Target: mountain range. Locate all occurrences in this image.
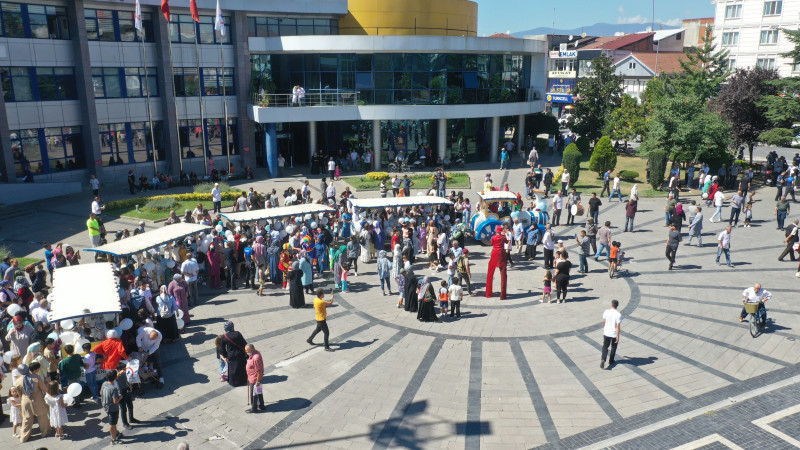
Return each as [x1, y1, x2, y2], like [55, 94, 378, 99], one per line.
[511, 22, 666, 38]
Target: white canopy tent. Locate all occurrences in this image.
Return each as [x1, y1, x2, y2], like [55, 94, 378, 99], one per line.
[48, 263, 120, 322]
[220, 204, 335, 223]
[85, 223, 210, 257]
[347, 196, 453, 210]
[477, 191, 519, 202]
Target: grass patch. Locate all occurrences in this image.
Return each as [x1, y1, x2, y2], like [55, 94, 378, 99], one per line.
[107, 200, 233, 221]
[0, 245, 41, 268]
[18, 257, 41, 267]
[573, 154, 670, 198]
[342, 172, 471, 191]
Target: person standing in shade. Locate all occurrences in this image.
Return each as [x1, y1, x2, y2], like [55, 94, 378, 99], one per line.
[775, 195, 791, 230]
[600, 299, 621, 369]
[219, 321, 248, 387]
[245, 344, 265, 413]
[543, 168, 553, 198]
[499, 147, 509, 170]
[716, 226, 733, 267]
[665, 223, 682, 270]
[100, 371, 122, 445]
[328, 158, 336, 182]
[588, 193, 602, 225]
[90, 174, 101, 197]
[307, 288, 335, 352]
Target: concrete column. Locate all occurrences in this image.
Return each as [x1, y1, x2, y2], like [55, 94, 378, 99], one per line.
[66, 0, 103, 181]
[265, 123, 278, 178]
[372, 119, 381, 171]
[0, 81, 15, 182]
[308, 121, 317, 167]
[437, 118, 447, 161]
[152, 5, 180, 174]
[517, 114, 525, 154]
[490, 116, 500, 163]
[233, 11, 255, 169]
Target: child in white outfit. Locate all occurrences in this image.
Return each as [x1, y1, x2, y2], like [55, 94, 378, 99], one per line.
[8, 387, 21, 437]
[45, 381, 69, 439]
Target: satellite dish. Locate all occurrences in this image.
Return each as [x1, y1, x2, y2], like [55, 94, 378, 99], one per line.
[581, 32, 587, 38]
[568, 35, 573, 40]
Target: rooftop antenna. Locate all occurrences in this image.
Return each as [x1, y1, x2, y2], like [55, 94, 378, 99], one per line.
[652, 0, 655, 33]
[552, 8, 555, 35]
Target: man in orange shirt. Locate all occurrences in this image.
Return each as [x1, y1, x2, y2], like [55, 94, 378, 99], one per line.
[93, 329, 128, 370]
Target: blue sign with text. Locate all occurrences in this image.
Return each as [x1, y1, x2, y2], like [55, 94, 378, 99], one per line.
[546, 93, 573, 103]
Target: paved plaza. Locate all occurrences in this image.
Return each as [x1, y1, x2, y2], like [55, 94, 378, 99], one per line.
[3, 160, 800, 449]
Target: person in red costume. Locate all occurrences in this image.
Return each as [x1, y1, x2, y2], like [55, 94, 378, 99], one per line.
[486, 225, 508, 299]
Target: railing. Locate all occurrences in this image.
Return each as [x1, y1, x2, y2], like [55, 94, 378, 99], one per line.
[250, 90, 360, 107]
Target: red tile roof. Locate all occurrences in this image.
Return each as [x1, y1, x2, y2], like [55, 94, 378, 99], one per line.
[581, 32, 655, 50]
[630, 52, 687, 74]
[488, 33, 518, 39]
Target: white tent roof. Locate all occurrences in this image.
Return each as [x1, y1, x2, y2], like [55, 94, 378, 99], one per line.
[85, 223, 210, 257]
[347, 196, 453, 209]
[48, 263, 120, 322]
[478, 191, 519, 201]
[220, 204, 335, 223]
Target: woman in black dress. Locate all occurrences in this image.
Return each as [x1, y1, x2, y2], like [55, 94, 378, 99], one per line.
[219, 321, 248, 387]
[416, 276, 440, 322]
[553, 252, 573, 304]
[288, 261, 306, 308]
[403, 268, 419, 312]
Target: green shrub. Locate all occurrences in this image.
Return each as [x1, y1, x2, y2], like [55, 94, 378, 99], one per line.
[0, 245, 13, 261]
[588, 136, 617, 176]
[648, 150, 668, 190]
[365, 172, 389, 181]
[193, 181, 231, 194]
[576, 136, 591, 154]
[535, 137, 549, 151]
[144, 196, 179, 211]
[734, 159, 750, 171]
[562, 145, 582, 188]
[619, 170, 639, 181]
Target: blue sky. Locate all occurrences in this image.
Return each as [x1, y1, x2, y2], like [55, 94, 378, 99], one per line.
[475, 0, 716, 35]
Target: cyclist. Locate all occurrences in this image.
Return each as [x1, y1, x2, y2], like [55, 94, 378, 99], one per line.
[608, 241, 621, 275]
[739, 283, 771, 326]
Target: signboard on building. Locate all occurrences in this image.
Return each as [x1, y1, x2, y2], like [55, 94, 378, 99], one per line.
[546, 93, 573, 103]
[548, 70, 576, 78]
[549, 50, 577, 58]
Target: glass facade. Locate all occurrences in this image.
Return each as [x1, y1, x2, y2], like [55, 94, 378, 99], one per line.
[169, 14, 231, 44]
[247, 17, 338, 37]
[99, 121, 164, 165]
[92, 67, 159, 99]
[1, 66, 77, 102]
[178, 118, 238, 159]
[174, 68, 234, 97]
[0, 2, 69, 39]
[11, 126, 85, 176]
[85, 8, 153, 42]
[252, 53, 530, 105]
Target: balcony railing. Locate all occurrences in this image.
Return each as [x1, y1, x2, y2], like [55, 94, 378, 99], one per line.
[250, 90, 360, 107]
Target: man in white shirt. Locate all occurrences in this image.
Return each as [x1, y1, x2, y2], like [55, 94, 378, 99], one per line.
[448, 278, 463, 317]
[542, 224, 555, 269]
[739, 283, 771, 324]
[136, 326, 164, 383]
[709, 188, 725, 222]
[327, 158, 336, 180]
[31, 299, 50, 324]
[181, 255, 199, 307]
[91, 196, 105, 216]
[211, 183, 222, 213]
[278, 154, 286, 177]
[325, 184, 336, 205]
[90, 175, 101, 196]
[601, 299, 622, 369]
[561, 169, 570, 195]
[552, 192, 563, 226]
[716, 226, 733, 267]
[512, 218, 525, 254]
[609, 173, 622, 202]
[391, 175, 401, 197]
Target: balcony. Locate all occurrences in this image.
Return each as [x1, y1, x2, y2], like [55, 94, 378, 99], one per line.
[249, 90, 360, 108]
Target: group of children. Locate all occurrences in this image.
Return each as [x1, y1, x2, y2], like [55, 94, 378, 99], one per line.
[6, 381, 70, 440]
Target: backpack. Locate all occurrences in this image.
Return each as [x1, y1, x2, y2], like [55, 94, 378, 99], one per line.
[456, 255, 467, 273]
[358, 234, 366, 246]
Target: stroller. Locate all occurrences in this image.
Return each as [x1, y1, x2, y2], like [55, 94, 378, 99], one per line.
[126, 352, 164, 395]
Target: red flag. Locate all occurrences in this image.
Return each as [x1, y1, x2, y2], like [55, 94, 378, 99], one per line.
[190, 0, 199, 22]
[161, 0, 170, 21]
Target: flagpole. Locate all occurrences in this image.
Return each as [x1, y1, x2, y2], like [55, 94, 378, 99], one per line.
[194, 30, 208, 177]
[164, 16, 183, 172]
[139, 27, 159, 178]
[219, 32, 230, 172]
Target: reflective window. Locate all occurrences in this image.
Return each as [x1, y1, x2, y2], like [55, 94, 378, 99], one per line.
[171, 13, 230, 43]
[0, 2, 68, 39]
[12, 126, 84, 176]
[175, 67, 234, 96]
[248, 16, 337, 37]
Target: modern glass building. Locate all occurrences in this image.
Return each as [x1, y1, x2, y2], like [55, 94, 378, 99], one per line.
[0, 0, 545, 188]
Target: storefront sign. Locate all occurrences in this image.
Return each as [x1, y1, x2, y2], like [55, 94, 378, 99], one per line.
[549, 50, 577, 58]
[546, 93, 573, 103]
[548, 70, 576, 78]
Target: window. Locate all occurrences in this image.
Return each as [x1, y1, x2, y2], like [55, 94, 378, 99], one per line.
[760, 29, 779, 45]
[99, 121, 163, 165]
[35, 67, 76, 100]
[757, 57, 776, 70]
[721, 32, 739, 46]
[178, 119, 204, 158]
[176, 67, 232, 96]
[44, 126, 84, 172]
[10, 128, 40, 176]
[174, 67, 200, 96]
[628, 62, 636, 69]
[86, 9, 153, 42]
[247, 16, 337, 37]
[201, 68, 234, 96]
[124, 67, 158, 98]
[206, 118, 237, 157]
[92, 67, 123, 98]
[727, 58, 737, 70]
[793, 62, 800, 73]
[763, 1, 782, 15]
[725, 4, 742, 19]
[98, 122, 128, 164]
[1, 3, 24, 37]
[0, 67, 33, 101]
[170, 13, 231, 43]
[27, 5, 68, 39]
[130, 121, 163, 162]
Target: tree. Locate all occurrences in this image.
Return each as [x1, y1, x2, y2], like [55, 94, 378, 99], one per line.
[756, 28, 800, 149]
[575, 136, 591, 154]
[758, 128, 795, 147]
[605, 94, 646, 147]
[562, 144, 582, 187]
[647, 150, 668, 190]
[571, 54, 623, 143]
[524, 113, 559, 138]
[673, 25, 730, 101]
[638, 94, 732, 166]
[714, 68, 779, 164]
[589, 136, 617, 176]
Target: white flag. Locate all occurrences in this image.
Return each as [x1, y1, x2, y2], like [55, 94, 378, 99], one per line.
[134, 0, 142, 32]
[214, 0, 225, 36]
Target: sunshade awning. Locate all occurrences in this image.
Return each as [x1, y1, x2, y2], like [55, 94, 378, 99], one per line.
[477, 191, 519, 201]
[347, 196, 453, 209]
[48, 263, 121, 322]
[220, 204, 335, 223]
[85, 223, 210, 257]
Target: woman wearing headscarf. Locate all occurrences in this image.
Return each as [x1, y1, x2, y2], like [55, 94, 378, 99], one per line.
[416, 276, 440, 322]
[374, 222, 386, 254]
[332, 245, 347, 290]
[30, 320, 50, 346]
[168, 274, 190, 326]
[288, 260, 306, 308]
[267, 238, 282, 285]
[359, 226, 371, 263]
[391, 244, 402, 281]
[403, 268, 419, 312]
[23, 342, 49, 380]
[671, 203, 686, 232]
[155, 285, 180, 342]
[219, 321, 248, 387]
[376, 250, 393, 296]
[299, 252, 313, 294]
[314, 234, 327, 276]
[206, 244, 222, 289]
[279, 244, 292, 289]
[14, 363, 51, 442]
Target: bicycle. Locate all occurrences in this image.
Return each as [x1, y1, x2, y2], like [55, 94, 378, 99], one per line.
[609, 251, 624, 278]
[387, 161, 410, 173]
[743, 302, 766, 338]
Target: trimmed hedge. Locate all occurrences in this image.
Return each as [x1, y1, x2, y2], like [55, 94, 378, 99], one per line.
[576, 136, 591, 155]
[144, 196, 179, 211]
[619, 170, 639, 181]
[588, 136, 617, 176]
[562, 145, 582, 188]
[365, 172, 390, 181]
[106, 191, 241, 210]
[648, 150, 668, 190]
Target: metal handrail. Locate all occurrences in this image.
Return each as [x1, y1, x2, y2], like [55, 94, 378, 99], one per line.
[250, 91, 360, 107]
